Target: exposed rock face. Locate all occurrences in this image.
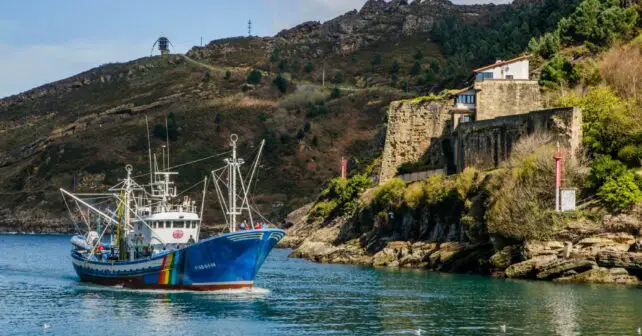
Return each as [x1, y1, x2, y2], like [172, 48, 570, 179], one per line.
[505, 255, 558, 278]
[555, 267, 640, 285]
[596, 251, 642, 271]
[379, 98, 452, 182]
[187, 0, 506, 62]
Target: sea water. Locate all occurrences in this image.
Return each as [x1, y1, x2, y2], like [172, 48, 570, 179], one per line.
[0, 234, 641, 335]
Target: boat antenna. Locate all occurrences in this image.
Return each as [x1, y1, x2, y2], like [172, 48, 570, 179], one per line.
[145, 116, 153, 186]
[165, 117, 170, 170]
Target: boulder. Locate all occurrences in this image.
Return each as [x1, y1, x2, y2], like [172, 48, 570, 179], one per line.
[489, 245, 521, 270]
[555, 267, 639, 285]
[505, 255, 557, 279]
[373, 241, 410, 267]
[428, 242, 467, 268]
[536, 259, 596, 280]
[596, 251, 642, 271]
[595, 232, 635, 244]
[289, 240, 337, 261]
[524, 240, 564, 259]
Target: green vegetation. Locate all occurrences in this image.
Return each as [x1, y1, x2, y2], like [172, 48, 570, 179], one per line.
[223, 70, 231, 80]
[330, 87, 341, 99]
[304, 62, 314, 73]
[246, 69, 262, 84]
[152, 112, 179, 141]
[272, 74, 289, 93]
[310, 175, 372, 221]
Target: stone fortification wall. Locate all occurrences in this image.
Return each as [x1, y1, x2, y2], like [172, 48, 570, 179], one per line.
[379, 98, 451, 182]
[474, 80, 542, 120]
[454, 107, 582, 171]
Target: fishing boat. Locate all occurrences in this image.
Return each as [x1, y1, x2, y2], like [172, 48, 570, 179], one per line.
[62, 130, 285, 291]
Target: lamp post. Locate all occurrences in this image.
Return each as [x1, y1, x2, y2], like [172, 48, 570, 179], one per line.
[554, 145, 563, 212]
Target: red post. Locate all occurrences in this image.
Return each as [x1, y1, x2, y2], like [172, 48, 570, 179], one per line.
[341, 157, 347, 179]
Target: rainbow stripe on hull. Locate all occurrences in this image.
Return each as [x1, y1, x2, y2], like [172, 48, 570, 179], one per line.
[72, 229, 285, 290]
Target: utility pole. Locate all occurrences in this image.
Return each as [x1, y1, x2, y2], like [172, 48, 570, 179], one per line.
[200, 36, 203, 47]
[554, 143, 563, 212]
[248, 19, 252, 37]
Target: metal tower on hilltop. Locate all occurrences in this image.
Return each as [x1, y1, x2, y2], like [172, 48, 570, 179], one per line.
[248, 19, 252, 37]
[150, 36, 175, 56]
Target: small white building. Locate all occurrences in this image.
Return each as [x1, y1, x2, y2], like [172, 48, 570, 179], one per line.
[473, 55, 530, 81]
[450, 55, 534, 127]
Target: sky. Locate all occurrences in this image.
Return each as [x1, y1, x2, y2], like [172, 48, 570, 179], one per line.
[0, 0, 512, 98]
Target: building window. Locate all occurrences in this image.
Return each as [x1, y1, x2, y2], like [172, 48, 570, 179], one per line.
[476, 72, 493, 81]
[458, 95, 475, 105]
[506, 75, 514, 80]
[462, 115, 472, 123]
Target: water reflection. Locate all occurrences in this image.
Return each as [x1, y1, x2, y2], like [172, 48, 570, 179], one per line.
[3, 235, 642, 336]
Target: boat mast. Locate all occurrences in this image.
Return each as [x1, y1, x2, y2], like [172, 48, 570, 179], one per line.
[226, 134, 242, 232]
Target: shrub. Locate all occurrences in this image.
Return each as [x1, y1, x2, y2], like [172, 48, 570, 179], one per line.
[601, 42, 642, 101]
[310, 200, 338, 219]
[272, 74, 289, 93]
[270, 48, 280, 63]
[371, 54, 382, 67]
[280, 85, 326, 109]
[223, 70, 231, 80]
[423, 175, 450, 205]
[291, 58, 301, 73]
[585, 155, 628, 191]
[203, 71, 212, 82]
[617, 144, 642, 165]
[306, 102, 329, 118]
[152, 112, 179, 141]
[390, 60, 400, 75]
[486, 135, 585, 241]
[295, 129, 305, 140]
[313, 175, 372, 220]
[409, 61, 421, 76]
[330, 87, 341, 99]
[597, 171, 642, 211]
[374, 178, 405, 209]
[304, 62, 313, 73]
[278, 59, 289, 72]
[247, 69, 262, 84]
[303, 121, 311, 132]
[454, 167, 479, 201]
[403, 181, 425, 208]
[554, 86, 639, 158]
[414, 49, 423, 60]
[332, 71, 344, 84]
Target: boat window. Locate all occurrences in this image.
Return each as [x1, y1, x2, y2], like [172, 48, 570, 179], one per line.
[182, 221, 187, 229]
[169, 221, 174, 228]
[163, 221, 168, 229]
[192, 221, 197, 228]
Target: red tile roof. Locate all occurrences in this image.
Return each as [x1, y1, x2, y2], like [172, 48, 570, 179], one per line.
[473, 55, 530, 73]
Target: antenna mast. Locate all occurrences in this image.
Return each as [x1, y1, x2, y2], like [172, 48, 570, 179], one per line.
[248, 19, 252, 37]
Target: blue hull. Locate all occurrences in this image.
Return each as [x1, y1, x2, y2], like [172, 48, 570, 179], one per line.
[72, 229, 285, 290]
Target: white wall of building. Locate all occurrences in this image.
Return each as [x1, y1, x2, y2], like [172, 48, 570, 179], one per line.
[476, 59, 529, 80]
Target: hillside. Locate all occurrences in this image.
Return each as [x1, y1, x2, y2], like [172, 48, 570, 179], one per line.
[0, 0, 577, 233]
[283, 0, 642, 286]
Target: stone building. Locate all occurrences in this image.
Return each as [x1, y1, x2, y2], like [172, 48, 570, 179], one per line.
[379, 55, 582, 182]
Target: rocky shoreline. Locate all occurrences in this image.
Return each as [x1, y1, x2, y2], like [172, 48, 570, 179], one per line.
[281, 204, 642, 287]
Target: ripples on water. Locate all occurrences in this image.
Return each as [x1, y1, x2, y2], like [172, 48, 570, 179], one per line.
[1, 234, 641, 335]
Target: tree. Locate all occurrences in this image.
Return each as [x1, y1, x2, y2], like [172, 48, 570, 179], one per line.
[390, 60, 400, 75]
[270, 48, 280, 63]
[330, 86, 341, 99]
[278, 59, 289, 72]
[304, 62, 314, 73]
[371, 54, 382, 67]
[152, 112, 179, 141]
[291, 58, 301, 73]
[332, 71, 344, 84]
[246, 69, 262, 84]
[303, 121, 311, 132]
[224, 70, 231, 80]
[414, 49, 423, 60]
[272, 74, 289, 93]
[409, 61, 421, 76]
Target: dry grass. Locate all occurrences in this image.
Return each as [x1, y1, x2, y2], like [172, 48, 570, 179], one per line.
[600, 41, 642, 102]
